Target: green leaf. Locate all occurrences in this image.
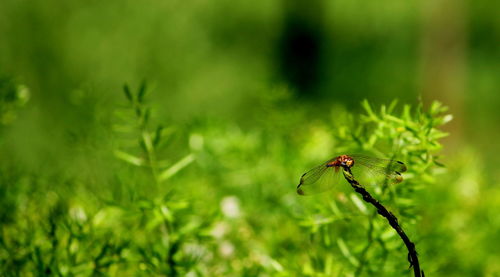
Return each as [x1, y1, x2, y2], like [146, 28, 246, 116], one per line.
[153, 125, 164, 147]
[114, 150, 145, 166]
[434, 159, 446, 167]
[160, 205, 174, 222]
[395, 198, 415, 208]
[142, 131, 154, 153]
[329, 200, 343, 216]
[402, 104, 411, 121]
[430, 130, 449, 140]
[361, 99, 378, 121]
[337, 238, 359, 267]
[323, 226, 331, 246]
[123, 84, 133, 102]
[385, 114, 404, 124]
[350, 194, 368, 214]
[137, 80, 147, 103]
[143, 108, 150, 125]
[380, 227, 397, 241]
[388, 99, 398, 113]
[158, 154, 195, 181]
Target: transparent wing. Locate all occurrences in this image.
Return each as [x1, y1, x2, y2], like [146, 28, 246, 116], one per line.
[297, 159, 342, 195]
[350, 154, 407, 184]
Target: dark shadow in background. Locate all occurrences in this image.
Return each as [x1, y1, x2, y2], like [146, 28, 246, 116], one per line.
[275, 0, 420, 108]
[276, 0, 325, 98]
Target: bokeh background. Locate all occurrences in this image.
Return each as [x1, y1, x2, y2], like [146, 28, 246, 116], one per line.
[1, 0, 499, 276]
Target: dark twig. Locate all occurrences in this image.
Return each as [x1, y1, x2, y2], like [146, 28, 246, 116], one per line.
[342, 168, 423, 277]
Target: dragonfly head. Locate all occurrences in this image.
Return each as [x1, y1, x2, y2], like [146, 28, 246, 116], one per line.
[326, 155, 355, 169]
[336, 155, 355, 169]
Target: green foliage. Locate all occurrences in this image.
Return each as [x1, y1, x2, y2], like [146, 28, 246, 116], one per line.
[296, 100, 451, 276]
[0, 86, 210, 276]
[2, 80, 499, 276]
[0, 0, 498, 275]
[113, 83, 195, 184]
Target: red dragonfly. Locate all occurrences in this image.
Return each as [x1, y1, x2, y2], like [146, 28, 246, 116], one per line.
[297, 154, 407, 195]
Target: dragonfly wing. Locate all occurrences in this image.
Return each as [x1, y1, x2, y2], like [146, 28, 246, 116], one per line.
[297, 161, 341, 195]
[350, 154, 407, 184]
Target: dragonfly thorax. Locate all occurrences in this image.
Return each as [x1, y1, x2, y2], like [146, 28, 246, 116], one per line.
[327, 155, 355, 169]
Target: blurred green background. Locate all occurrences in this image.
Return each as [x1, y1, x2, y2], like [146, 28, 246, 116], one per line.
[1, 0, 499, 276]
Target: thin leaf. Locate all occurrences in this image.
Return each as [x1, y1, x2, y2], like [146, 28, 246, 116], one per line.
[388, 99, 399, 113]
[137, 80, 147, 103]
[114, 150, 145, 166]
[385, 114, 404, 124]
[123, 84, 133, 102]
[350, 194, 368, 214]
[142, 131, 154, 153]
[143, 108, 150, 125]
[153, 125, 164, 147]
[158, 154, 195, 181]
[434, 160, 445, 167]
[337, 238, 359, 267]
[361, 99, 378, 121]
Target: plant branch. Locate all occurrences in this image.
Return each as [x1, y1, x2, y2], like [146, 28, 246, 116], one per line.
[355, 169, 395, 276]
[342, 168, 423, 277]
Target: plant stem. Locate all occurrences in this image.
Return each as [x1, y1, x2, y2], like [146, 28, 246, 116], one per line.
[355, 170, 394, 276]
[342, 168, 423, 277]
[354, 211, 375, 276]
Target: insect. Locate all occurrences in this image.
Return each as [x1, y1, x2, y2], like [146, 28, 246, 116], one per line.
[297, 154, 407, 195]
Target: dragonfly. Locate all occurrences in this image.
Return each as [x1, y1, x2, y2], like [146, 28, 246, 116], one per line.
[297, 154, 407, 195]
